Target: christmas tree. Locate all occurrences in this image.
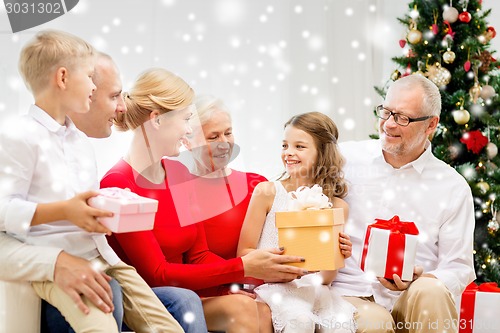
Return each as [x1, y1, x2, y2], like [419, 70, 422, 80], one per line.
[376, 0, 500, 283]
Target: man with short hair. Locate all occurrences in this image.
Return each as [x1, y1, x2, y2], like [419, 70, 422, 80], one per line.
[0, 51, 206, 333]
[333, 74, 476, 333]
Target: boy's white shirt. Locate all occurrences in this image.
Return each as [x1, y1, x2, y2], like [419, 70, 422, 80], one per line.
[0, 105, 119, 266]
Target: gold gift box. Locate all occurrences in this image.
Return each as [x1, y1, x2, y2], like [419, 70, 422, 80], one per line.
[276, 208, 345, 271]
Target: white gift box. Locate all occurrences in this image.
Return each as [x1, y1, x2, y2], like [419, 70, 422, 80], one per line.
[360, 216, 419, 281]
[0, 280, 41, 333]
[89, 187, 158, 233]
[455, 283, 500, 333]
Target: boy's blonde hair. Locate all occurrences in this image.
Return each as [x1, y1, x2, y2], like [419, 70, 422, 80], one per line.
[115, 68, 194, 131]
[18, 30, 95, 94]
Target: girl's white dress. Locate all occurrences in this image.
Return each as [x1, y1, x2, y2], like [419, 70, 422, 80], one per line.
[254, 181, 357, 333]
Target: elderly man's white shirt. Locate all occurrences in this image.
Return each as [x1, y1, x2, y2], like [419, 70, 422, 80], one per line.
[0, 105, 119, 266]
[333, 139, 476, 310]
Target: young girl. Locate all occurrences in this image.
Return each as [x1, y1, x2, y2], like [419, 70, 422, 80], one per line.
[238, 112, 356, 333]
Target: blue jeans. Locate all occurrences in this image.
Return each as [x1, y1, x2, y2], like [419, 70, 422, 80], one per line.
[152, 286, 207, 333]
[41, 282, 207, 333]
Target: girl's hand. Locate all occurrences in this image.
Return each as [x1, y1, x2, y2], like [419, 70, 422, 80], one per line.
[228, 284, 257, 299]
[339, 232, 352, 258]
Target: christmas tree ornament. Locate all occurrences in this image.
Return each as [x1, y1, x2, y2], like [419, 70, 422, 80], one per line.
[390, 70, 401, 81]
[403, 63, 412, 76]
[488, 219, 499, 233]
[476, 181, 490, 194]
[407, 29, 423, 44]
[486, 26, 496, 40]
[464, 60, 471, 72]
[480, 85, 496, 100]
[432, 10, 439, 35]
[443, 49, 456, 64]
[443, 21, 455, 40]
[407, 19, 422, 44]
[475, 50, 492, 72]
[460, 130, 489, 154]
[458, 11, 472, 23]
[452, 107, 470, 125]
[425, 62, 451, 86]
[442, 6, 459, 23]
[399, 39, 406, 48]
[469, 82, 482, 104]
[486, 142, 498, 159]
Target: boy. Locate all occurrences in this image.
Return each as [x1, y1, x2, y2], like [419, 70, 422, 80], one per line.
[0, 30, 184, 333]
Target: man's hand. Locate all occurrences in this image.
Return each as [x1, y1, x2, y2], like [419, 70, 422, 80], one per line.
[64, 191, 113, 235]
[241, 248, 307, 283]
[54, 252, 114, 314]
[378, 265, 424, 291]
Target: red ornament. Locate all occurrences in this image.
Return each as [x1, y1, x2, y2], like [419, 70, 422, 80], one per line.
[458, 11, 472, 23]
[464, 60, 470, 72]
[403, 63, 412, 76]
[460, 130, 488, 154]
[399, 39, 406, 48]
[432, 23, 439, 35]
[487, 26, 496, 39]
[464, 60, 471, 72]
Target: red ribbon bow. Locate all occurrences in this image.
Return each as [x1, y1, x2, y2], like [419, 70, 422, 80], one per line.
[459, 282, 500, 333]
[361, 216, 419, 279]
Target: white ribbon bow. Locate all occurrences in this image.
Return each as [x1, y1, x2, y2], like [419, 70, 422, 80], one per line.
[98, 187, 140, 200]
[287, 184, 332, 211]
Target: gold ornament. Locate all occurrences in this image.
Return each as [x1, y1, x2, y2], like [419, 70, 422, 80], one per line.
[480, 85, 496, 100]
[443, 49, 456, 64]
[413, 70, 425, 76]
[469, 83, 482, 104]
[486, 142, 498, 159]
[452, 108, 470, 125]
[390, 70, 401, 81]
[425, 63, 451, 86]
[476, 181, 490, 194]
[407, 29, 423, 44]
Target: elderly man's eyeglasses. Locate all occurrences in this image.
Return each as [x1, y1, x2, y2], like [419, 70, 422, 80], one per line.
[374, 105, 433, 127]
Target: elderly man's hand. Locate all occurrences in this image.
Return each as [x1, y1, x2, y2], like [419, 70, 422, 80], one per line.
[378, 265, 424, 291]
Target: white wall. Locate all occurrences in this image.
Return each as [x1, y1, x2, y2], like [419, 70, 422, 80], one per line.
[1, 0, 499, 179]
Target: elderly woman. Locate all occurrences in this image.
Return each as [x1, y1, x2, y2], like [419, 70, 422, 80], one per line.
[101, 70, 306, 333]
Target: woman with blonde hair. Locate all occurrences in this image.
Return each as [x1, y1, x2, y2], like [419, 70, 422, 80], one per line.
[102, 68, 306, 333]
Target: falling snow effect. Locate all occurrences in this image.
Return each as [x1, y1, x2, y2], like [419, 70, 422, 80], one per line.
[0, 1, 399, 178]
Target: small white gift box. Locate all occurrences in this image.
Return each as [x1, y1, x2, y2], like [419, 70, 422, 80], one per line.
[360, 216, 419, 281]
[89, 187, 158, 233]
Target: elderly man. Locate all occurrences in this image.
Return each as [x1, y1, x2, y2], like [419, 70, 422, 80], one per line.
[333, 74, 475, 333]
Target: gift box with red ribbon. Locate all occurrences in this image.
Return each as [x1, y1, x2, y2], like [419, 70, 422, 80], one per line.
[455, 282, 500, 333]
[88, 187, 158, 233]
[360, 215, 419, 281]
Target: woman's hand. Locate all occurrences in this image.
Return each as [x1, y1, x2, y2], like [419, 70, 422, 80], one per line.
[241, 248, 307, 283]
[339, 232, 352, 258]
